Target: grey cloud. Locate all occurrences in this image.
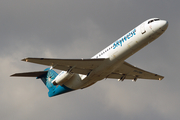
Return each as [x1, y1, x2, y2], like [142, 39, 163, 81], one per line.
[0, 0, 180, 120]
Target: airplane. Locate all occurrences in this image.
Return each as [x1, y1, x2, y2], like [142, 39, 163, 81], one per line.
[11, 18, 168, 97]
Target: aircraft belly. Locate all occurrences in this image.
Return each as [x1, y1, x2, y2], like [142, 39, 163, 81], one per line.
[64, 62, 120, 90]
[79, 61, 124, 89]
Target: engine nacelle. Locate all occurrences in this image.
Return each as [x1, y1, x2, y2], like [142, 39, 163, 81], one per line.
[52, 71, 74, 85]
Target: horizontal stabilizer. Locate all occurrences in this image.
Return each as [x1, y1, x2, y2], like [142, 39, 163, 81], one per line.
[10, 71, 48, 77]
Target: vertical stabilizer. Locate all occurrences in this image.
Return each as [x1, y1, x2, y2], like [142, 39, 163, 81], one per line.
[37, 68, 58, 90]
[37, 68, 73, 97]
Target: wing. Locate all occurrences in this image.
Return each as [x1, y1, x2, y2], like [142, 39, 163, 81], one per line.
[22, 58, 107, 75]
[107, 61, 164, 80]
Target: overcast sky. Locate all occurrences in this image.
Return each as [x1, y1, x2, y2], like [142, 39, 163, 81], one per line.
[1, 0, 180, 120]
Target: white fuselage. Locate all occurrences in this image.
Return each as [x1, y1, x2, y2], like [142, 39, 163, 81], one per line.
[57, 18, 168, 90]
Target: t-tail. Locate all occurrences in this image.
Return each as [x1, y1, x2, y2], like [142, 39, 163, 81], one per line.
[11, 68, 73, 97]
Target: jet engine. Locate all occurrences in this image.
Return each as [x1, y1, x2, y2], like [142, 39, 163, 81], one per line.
[52, 71, 74, 85]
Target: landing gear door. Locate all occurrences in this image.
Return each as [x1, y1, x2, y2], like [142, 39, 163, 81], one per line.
[140, 22, 146, 34]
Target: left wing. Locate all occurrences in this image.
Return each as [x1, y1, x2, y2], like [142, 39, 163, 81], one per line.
[107, 61, 164, 80]
[22, 58, 107, 75]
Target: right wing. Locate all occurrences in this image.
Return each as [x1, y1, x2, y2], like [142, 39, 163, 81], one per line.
[107, 61, 164, 80]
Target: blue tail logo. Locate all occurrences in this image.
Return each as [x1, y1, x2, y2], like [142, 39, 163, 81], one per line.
[37, 68, 73, 97]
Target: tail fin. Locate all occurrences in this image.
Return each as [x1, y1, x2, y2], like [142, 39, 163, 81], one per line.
[37, 68, 58, 90]
[37, 68, 73, 97]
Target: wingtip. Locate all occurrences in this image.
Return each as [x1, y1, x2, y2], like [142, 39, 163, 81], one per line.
[21, 58, 28, 62]
[10, 74, 14, 77]
[10, 73, 18, 77]
[159, 77, 164, 80]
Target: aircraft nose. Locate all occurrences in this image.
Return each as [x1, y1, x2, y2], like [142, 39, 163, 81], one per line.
[150, 20, 168, 33]
[159, 20, 168, 31]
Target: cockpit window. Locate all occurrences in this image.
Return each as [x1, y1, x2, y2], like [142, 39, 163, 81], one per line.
[148, 19, 160, 24]
[148, 20, 154, 24]
[154, 18, 160, 21]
